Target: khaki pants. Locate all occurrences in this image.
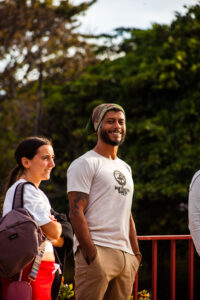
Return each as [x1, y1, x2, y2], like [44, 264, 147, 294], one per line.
[74, 245, 139, 300]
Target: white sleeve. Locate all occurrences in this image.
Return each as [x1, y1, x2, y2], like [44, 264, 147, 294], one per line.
[67, 158, 94, 194]
[188, 174, 200, 256]
[23, 184, 52, 227]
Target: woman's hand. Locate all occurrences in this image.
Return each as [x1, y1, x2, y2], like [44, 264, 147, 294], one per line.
[49, 215, 57, 222]
[51, 236, 65, 247]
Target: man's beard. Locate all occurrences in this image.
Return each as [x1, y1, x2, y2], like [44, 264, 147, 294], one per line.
[100, 129, 125, 146]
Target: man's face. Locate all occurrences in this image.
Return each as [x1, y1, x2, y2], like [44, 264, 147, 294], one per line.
[98, 110, 126, 146]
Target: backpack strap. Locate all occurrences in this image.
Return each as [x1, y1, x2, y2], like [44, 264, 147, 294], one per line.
[12, 182, 36, 209]
[12, 181, 46, 280]
[28, 242, 46, 281]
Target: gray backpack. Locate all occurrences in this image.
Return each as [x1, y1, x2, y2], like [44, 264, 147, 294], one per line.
[0, 182, 45, 278]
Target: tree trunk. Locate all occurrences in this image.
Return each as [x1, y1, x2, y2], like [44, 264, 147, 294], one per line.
[34, 62, 43, 135]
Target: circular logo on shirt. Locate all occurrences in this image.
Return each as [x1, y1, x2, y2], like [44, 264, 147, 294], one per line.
[113, 170, 126, 186]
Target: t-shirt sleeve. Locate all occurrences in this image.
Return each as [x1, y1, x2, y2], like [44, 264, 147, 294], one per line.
[189, 174, 200, 256]
[67, 158, 94, 194]
[23, 184, 52, 226]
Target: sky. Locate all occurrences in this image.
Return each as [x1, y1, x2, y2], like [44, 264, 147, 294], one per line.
[73, 0, 199, 34]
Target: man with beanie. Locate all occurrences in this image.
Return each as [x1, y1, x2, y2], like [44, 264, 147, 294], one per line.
[67, 103, 141, 300]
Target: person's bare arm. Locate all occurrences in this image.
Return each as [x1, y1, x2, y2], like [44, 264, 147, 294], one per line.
[41, 220, 62, 241]
[68, 191, 97, 263]
[129, 214, 142, 264]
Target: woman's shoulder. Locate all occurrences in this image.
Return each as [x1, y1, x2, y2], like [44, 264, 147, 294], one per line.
[7, 179, 47, 202]
[5, 179, 27, 201]
[23, 182, 48, 201]
[7, 178, 26, 192]
[3, 179, 27, 215]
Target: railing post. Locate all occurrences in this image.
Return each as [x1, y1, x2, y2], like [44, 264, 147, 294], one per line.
[152, 240, 157, 300]
[136, 235, 193, 300]
[133, 271, 138, 300]
[188, 239, 194, 300]
[170, 240, 176, 300]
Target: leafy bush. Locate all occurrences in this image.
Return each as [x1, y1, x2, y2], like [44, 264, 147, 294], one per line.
[58, 283, 74, 299]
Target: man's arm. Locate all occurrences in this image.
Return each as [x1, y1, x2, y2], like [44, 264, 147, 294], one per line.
[129, 214, 142, 264]
[68, 191, 97, 263]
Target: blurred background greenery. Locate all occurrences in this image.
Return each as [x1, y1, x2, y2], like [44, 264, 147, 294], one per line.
[1, 1, 200, 298]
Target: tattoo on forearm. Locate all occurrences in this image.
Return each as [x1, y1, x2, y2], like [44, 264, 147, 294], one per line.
[71, 192, 88, 215]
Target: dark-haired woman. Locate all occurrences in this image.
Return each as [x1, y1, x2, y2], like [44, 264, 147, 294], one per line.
[1, 137, 62, 300]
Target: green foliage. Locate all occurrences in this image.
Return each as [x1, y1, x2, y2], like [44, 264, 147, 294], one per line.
[0, 0, 98, 134]
[1, 3, 200, 297]
[59, 283, 74, 299]
[36, 3, 200, 234]
[58, 284, 151, 299]
[1, 2, 200, 234]
[137, 289, 151, 299]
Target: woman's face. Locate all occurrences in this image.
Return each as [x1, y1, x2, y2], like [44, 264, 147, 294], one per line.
[23, 144, 55, 186]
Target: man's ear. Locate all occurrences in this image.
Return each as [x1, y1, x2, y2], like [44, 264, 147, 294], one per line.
[21, 157, 30, 169]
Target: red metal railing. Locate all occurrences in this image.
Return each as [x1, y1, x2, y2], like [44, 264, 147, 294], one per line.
[133, 235, 194, 300]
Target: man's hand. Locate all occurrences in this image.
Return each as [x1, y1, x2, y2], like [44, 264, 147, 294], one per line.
[135, 251, 142, 264]
[81, 245, 97, 264]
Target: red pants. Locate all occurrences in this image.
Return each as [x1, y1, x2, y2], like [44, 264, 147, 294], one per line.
[1, 261, 55, 300]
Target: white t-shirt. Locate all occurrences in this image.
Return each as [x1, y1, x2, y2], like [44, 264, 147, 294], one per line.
[188, 170, 200, 256]
[67, 150, 134, 254]
[3, 178, 53, 253]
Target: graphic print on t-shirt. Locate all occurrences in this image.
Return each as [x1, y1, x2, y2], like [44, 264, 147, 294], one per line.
[114, 170, 130, 196]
